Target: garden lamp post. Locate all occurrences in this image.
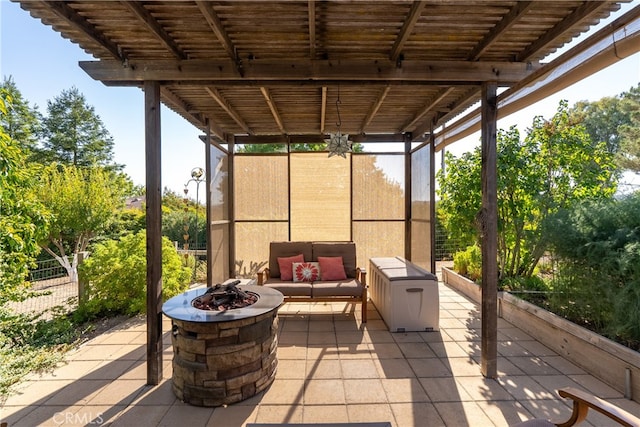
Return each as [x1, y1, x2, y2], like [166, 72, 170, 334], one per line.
[184, 167, 205, 280]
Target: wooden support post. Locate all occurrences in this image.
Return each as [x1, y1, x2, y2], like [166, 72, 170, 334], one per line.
[228, 136, 236, 279]
[145, 80, 163, 385]
[481, 81, 498, 379]
[204, 120, 214, 288]
[404, 132, 412, 261]
[429, 128, 436, 274]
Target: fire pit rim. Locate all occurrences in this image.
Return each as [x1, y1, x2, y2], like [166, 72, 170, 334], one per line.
[162, 282, 283, 323]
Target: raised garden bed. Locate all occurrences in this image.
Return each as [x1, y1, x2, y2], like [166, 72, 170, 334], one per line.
[441, 266, 640, 404]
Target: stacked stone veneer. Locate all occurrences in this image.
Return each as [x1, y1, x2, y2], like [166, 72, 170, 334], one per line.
[170, 308, 279, 406]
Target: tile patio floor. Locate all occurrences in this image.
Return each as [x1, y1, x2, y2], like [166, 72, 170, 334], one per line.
[2, 282, 639, 427]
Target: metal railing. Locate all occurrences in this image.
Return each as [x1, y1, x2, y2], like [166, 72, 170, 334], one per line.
[7, 258, 76, 319]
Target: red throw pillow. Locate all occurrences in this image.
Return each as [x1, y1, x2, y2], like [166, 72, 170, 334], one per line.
[277, 254, 305, 281]
[293, 262, 320, 282]
[318, 256, 347, 280]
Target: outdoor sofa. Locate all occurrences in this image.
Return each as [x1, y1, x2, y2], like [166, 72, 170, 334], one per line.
[256, 241, 368, 322]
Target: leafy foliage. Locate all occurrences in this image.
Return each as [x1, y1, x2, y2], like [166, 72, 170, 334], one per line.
[162, 207, 207, 250]
[31, 164, 129, 283]
[77, 231, 191, 319]
[102, 207, 146, 241]
[617, 84, 640, 173]
[569, 94, 629, 155]
[438, 101, 617, 281]
[544, 194, 640, 349]
[453, 245, 482, 282]
[0, 88, 49, 304]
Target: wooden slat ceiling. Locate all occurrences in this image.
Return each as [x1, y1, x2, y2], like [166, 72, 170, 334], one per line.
[15, 0, 626, 143]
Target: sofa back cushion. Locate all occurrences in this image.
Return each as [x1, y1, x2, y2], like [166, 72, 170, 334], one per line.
[269, 241, 313, 279]
[312, 241, 357, 278]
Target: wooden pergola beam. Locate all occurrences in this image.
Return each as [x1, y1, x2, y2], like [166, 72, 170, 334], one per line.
[233, 133, 406, 145]
[467, 1, 534, 61]
[122, 1, 188, 60]
[320, 86, 327, 134]
[404, 87, 456, 134]
[205, 87, 253, 135]
[40, 0, 125, 61]
[360, 86, 391, 134]
[196, 0, 238, 64]
[79, 59, 538, 84]
[308, 0, 316, 59]
[390, 1, 427, 62]
[516, 1, 611, 62]
[260, 87, 286, 134]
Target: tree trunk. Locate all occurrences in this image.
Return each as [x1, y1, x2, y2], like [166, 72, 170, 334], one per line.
[42, 243, 79, 285]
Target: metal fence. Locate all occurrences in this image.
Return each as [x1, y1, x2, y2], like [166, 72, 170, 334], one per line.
[12, 231, 462, 318]
[7, 258, 76, 319]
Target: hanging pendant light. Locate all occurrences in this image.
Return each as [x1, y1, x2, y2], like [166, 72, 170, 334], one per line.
[325, 88, 351, 158]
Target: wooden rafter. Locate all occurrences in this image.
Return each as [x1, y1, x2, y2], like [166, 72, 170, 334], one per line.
[195, 1, 239, 66]
[40, 0, 125, 61]
[436, 87, 481, 124]
[467, 1, 535, 61]
[404, 87, 456, 132]
[516, 1, 611, 62]
[390, 1, 426, 62]
[360, 86, 391, 134]
[260, 87, 286, 134]
[205, 87, 253, 135]
[320, 86, 327, 134]
[160, 87, 225, 139]
[122, 1, 187, 60]
[308, 0, 316, 59]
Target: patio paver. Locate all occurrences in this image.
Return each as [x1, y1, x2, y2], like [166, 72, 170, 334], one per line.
[2, 282, 639, 427]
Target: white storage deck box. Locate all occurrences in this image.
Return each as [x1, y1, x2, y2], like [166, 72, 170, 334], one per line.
[369, 257, 439, 332]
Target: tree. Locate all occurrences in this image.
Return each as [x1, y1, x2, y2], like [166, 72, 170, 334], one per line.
[569, 84, 640, 175]
[32, 164, 127, 284]
[617, 84, 640, 174]
[37, 87, 122, 170]
[569, 96, 629, 155]
[0, 89, 49, 304]
[438, 101, 617, 280]
[0, 76, 42, 153]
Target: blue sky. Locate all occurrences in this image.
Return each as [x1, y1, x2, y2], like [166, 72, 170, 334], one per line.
[2, 1, 639, 195]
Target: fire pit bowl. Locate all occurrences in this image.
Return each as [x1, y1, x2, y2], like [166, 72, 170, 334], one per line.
[162, 281, 283, 406]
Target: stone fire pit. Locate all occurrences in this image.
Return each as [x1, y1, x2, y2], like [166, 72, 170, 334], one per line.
[162, 280, 283, 406]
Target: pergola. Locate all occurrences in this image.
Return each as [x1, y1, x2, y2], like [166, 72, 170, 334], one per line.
[14, 0, 640, 387]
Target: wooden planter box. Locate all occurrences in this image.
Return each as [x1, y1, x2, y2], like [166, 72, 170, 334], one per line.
[441, 267, 640, 404]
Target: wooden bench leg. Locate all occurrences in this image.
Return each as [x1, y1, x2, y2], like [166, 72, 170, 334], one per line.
[361, 289, 368, 323]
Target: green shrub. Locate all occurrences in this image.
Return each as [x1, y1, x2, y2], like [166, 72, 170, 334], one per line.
[500, 275, 547, 293]
[77, 231, 191, 319]
[544, 194, 640, 349]
[453, 245, 482, 282]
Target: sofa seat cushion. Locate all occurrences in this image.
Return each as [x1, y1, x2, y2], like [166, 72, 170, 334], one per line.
[312, 279, 363, 297]
[263, 279, 312, 296]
